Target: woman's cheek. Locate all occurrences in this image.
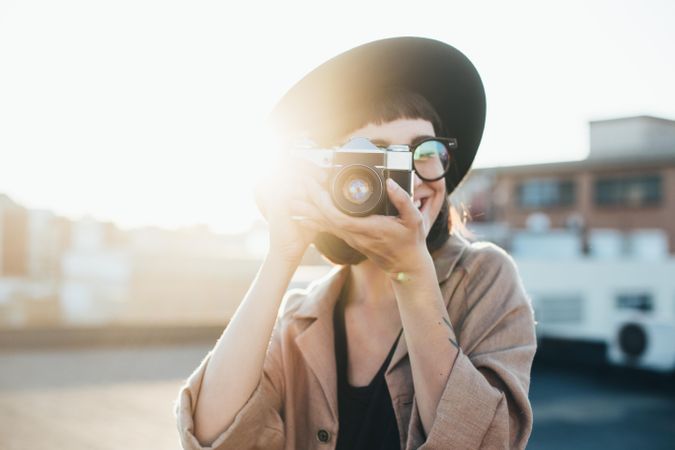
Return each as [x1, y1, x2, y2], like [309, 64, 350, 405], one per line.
[428, 181, 447, 223]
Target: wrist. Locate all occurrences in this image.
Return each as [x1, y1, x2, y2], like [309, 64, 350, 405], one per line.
[390, 247, 435, 284]
[266, 245, 305, 270]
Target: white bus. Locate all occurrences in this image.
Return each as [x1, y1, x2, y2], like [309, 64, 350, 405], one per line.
[509, 227, 675, 373]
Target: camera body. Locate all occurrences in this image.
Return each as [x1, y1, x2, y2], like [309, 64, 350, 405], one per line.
[292, 137, 414, 217]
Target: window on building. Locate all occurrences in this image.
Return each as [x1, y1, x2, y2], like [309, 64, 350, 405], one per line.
[594, 174, 662, 207]
[516, 179, 576, 208]
[534, 294, 584, 324]
[616, 293, 653, 313]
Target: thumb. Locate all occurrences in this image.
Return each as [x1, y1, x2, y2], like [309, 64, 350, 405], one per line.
[386, 179, 419, 224]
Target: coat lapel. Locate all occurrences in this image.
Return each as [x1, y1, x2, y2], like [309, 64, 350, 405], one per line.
[293, 265, 350, 422]
[291, 231, 469, 419]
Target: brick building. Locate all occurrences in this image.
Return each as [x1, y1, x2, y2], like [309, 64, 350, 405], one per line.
[458, 116, 675, 254]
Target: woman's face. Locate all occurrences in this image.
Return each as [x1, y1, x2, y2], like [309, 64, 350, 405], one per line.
[344, 118, 447, 237]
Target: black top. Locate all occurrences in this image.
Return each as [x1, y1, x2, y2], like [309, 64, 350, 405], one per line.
[333, 290, 404, 450]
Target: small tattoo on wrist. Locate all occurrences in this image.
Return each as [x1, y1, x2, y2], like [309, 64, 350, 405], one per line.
[442, 317, 459, 349]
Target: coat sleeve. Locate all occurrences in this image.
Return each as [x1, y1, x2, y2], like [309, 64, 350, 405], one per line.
[408, 244, 537, 450]
[174, 319, 286, 450]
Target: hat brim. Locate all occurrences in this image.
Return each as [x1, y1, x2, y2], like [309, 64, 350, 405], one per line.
[269, 36, 486, 193]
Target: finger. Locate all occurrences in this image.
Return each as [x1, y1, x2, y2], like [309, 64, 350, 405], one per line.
[289, 200, 328, 224]
[386, 179, 421, 226]
[287, 157, 329, 187]
[293, 217, 324, 233]
[289, 196, 349, 238]
[301, 178, 372, 242]
[308, 177, 378, 231]
[350, 214, 397, 237]
[302, 177, 345, 224]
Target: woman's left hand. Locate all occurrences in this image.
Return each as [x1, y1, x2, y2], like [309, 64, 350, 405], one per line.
[290, 177, 430, 275]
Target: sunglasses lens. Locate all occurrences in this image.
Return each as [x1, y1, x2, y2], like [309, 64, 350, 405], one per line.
[413, 140, 451, 180]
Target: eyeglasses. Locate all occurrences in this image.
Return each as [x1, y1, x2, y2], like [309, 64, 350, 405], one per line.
[290, 136, 458, 183]
[378, 137, 458, 182]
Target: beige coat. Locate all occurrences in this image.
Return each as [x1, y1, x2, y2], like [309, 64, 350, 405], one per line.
[174, 232, 537, 449]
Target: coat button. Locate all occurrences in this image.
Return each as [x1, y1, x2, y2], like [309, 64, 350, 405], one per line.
[316, 429, 331, 443]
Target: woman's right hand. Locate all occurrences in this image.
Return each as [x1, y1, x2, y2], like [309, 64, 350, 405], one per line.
[254, 160, 321, 265]
[194, 162, 321, 445]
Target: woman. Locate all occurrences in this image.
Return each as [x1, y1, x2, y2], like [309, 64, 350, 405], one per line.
[175, 37, 537, 450]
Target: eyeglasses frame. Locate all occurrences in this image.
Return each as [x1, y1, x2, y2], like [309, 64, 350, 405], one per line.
[378, 137, 458, 182]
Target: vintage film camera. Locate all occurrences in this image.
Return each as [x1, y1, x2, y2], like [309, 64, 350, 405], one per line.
[291, 137, 414, 217]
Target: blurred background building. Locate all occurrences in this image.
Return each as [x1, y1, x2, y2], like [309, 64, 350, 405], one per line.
[2, 3, 674, 448]
[454, 115, 675, 373]
[1, 115, 673, 374]
[0, 198, 270, 328]
[0, 195, 70, 326]
[1, 117, 673, 450]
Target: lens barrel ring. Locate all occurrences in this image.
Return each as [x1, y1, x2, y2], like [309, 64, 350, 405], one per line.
[331, 164, 384, 216]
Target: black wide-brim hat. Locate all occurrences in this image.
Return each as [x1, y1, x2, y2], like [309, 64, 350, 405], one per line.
[269, 36, 486, 194]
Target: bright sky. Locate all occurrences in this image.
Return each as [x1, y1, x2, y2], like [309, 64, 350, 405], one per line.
[1, 0, 674, 233]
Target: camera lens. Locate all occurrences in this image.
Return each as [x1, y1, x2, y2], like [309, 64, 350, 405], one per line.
[342, 174, 373, 205]
[413, 139, 451, 181]
[332, 165, 383, 216]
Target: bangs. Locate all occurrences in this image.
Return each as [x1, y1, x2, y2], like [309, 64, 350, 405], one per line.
[316, 88, 445, 146]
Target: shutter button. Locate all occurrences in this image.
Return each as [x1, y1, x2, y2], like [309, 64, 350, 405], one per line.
[316, 429, 331, 443]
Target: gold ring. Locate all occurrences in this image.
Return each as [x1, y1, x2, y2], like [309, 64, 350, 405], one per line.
[394, 272, 411, 283]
